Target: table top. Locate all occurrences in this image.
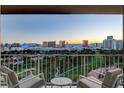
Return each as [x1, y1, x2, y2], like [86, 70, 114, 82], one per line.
[51, 77, 72, 86]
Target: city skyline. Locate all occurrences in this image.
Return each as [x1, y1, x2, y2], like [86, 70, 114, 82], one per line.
[1, 36, 123, 45]
[1, 14, 123, 44]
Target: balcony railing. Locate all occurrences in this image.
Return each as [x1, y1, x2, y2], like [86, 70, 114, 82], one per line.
[0, 54, 123, 87]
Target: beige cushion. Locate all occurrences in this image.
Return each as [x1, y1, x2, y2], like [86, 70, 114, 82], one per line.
[19, 75, 44, 88]
[102, 68, 122, 88]
[87, 70, 100, 79]
[78, 79, 101, 88]
[78, 76, 102, 88]
[0, 66, 19, 87]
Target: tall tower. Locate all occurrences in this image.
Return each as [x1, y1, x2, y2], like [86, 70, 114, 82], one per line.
[82, 40, 88, 48]
[59, 41, 65, 48]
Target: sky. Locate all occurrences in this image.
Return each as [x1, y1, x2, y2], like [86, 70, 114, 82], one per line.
[1, 14, 123, 44]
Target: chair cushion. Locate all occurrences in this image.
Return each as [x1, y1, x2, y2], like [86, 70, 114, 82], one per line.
[78, 76, 102, 88]
[102, 68, 122, 88]
[87, 70, 100, 79]
[19, 75, 44, 88]
[0, 66, 19, 87]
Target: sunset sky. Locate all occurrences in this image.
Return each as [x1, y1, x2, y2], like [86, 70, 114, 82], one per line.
[1, 14, 123, 44]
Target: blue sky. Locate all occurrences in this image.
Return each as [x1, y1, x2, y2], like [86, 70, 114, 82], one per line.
[1, 14, 122, 44]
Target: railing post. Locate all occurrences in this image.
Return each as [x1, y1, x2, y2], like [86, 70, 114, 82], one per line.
[72, 56, 74, 79]
[46, 55, 47, 82]
[113, 55, 115, 67]
[105, 56, 107, 72]
[12, 55, 14, 71]
[109, 56, 110, 69]
[100, 55, 102, 73]
[91, 56, 93, 71]
[118, 56, 119, 68]
[41, 55, 43, 76]
[84, 56, 86, 76]
[8, 55, 10, 69]
[77, 55, 78, 78]
[68, 55, 69, 78]
[25, 55, 27, 76]
[37, 55, 40, 75]
[63, 55, 64, 77]
[63, 56, 65, 76]
[96, 55, 97, 70]
[81, 55, 83, 76]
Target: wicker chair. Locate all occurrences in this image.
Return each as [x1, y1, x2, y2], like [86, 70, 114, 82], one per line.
[0, 66, 46, 88]
[77, 68, 123, 88]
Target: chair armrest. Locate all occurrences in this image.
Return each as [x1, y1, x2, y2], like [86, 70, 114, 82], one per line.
[17, 68, 36, 76]
[79, 75, 86, 79]
[79, 75, 102, 85]
[37, 73, 45, 80]
[87, 77, 102, 85]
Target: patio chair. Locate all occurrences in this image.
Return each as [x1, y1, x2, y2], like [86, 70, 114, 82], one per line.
[0, 66, 46, 88]
[77, 68, 123, 88]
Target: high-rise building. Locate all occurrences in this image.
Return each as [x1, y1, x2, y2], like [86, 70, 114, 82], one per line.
[1, 44, 4, 52]
[82, 40, 88, 48]
[112, 40, 117, 50]
[103, 36, 122, 50]
[59, 41, 65, 48]
[116, 40, 123, 50]
[48, 41, 56, 48]
[42, 41, 56, 48]
[42, 42, 48, 48]
[103, 36, 114, 50]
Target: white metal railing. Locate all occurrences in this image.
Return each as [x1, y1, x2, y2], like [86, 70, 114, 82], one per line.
[0, 54, 123, 86]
